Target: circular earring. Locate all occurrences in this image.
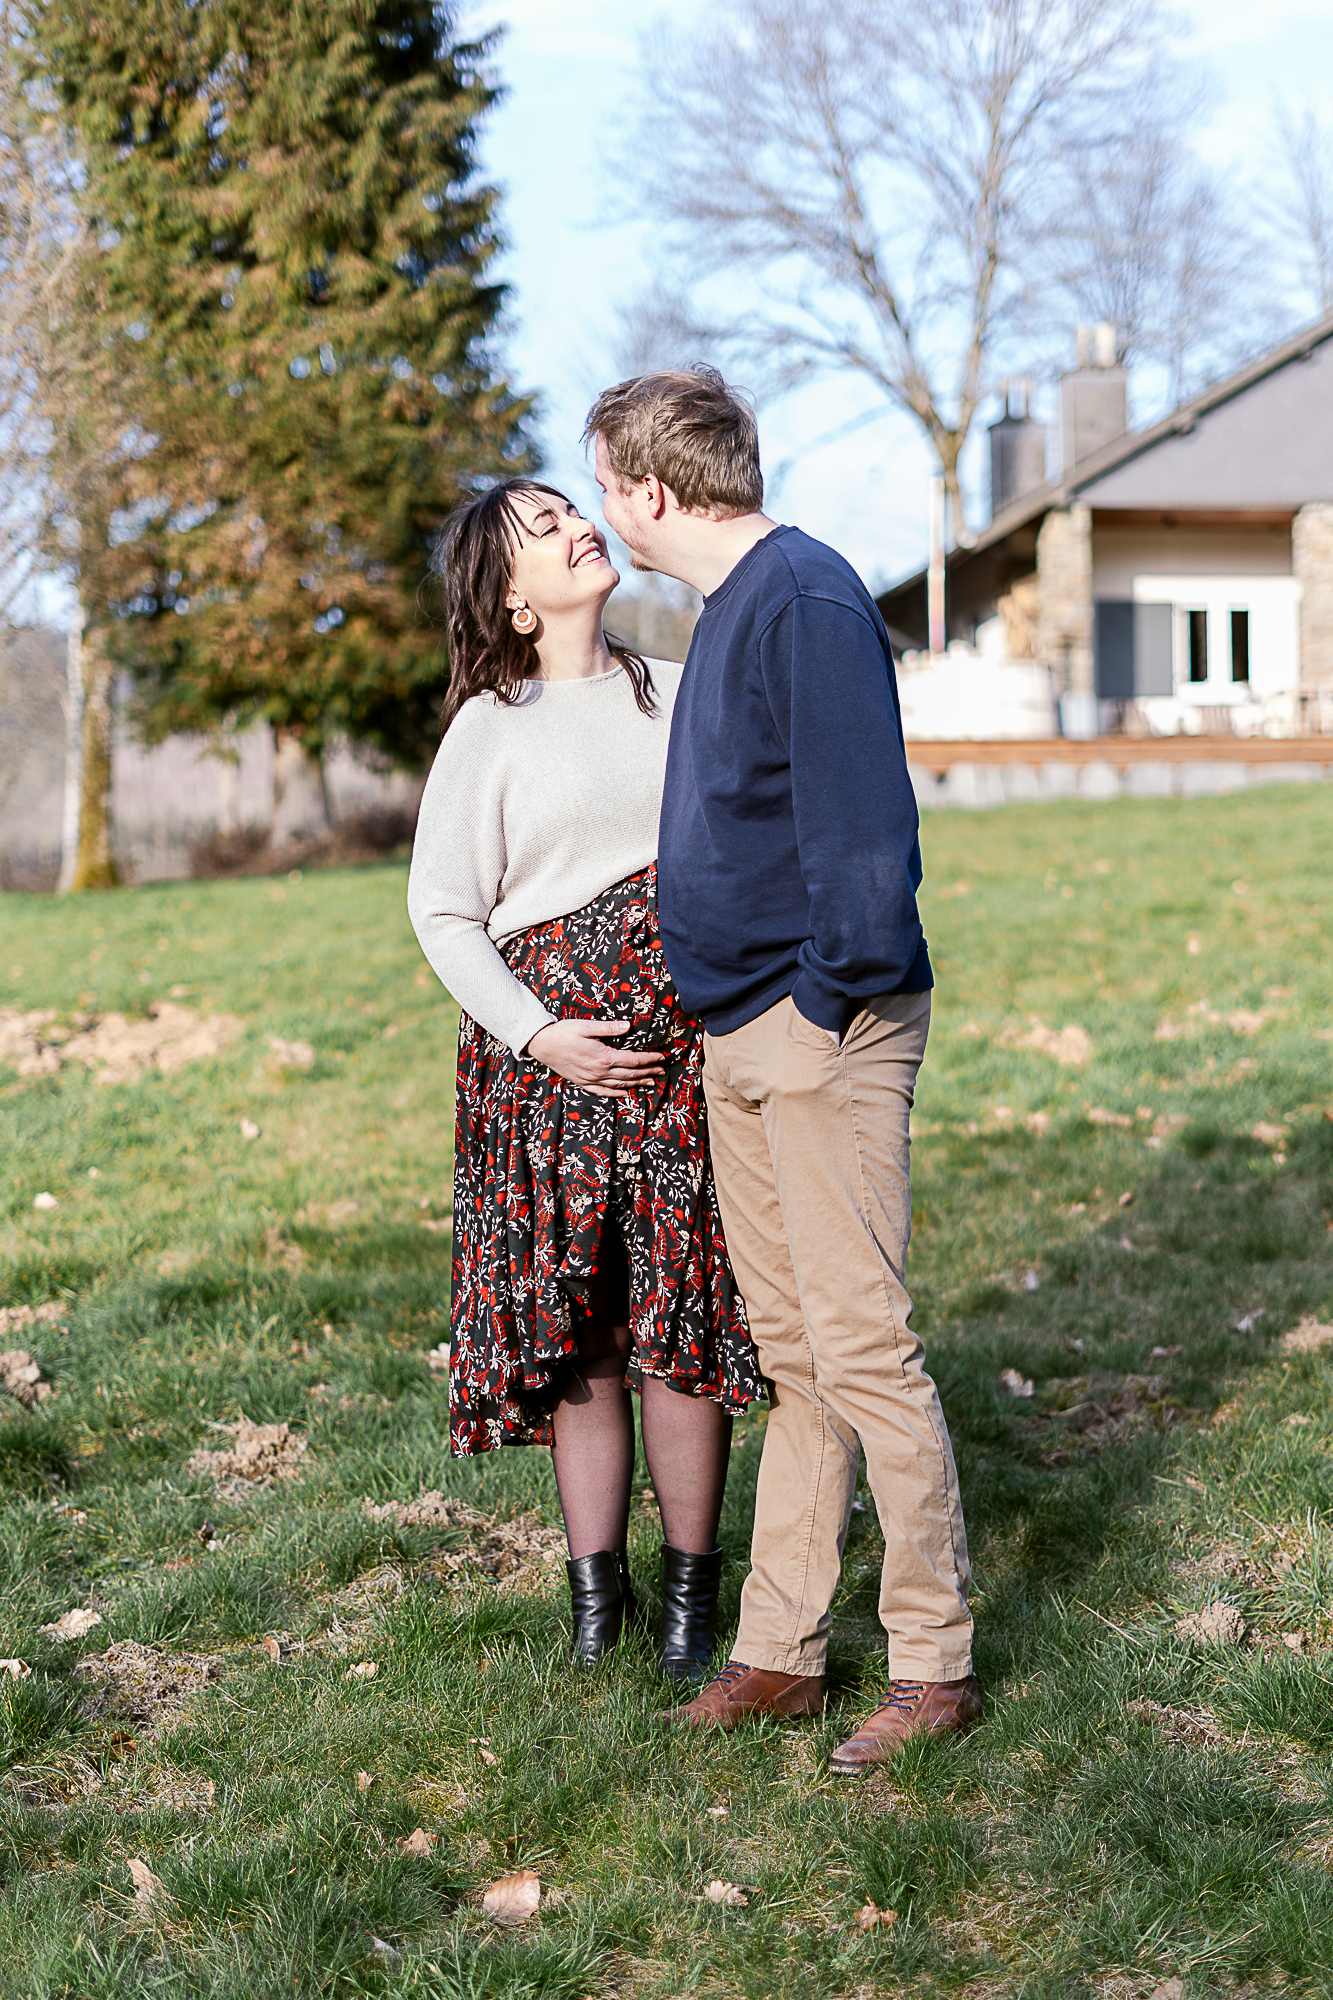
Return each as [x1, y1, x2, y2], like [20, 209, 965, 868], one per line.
[511, 604, 537, 634]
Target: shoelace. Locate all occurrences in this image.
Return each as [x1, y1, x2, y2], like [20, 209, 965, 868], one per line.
[872, 1680, 925, 1716]
[706, 1660, 753, 1695]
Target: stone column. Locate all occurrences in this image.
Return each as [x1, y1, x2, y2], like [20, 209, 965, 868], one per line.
[1034, 505, 1093, 696]
[1293, 502, 1333, 683]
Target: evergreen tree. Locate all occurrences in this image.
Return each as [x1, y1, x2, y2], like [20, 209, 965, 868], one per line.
[34, 0, 534, 810]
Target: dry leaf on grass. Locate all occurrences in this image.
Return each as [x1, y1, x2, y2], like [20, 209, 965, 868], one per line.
[704, 1879, 753, 1907]
[999, 1368, 1034, 1399]
[32, 1191, 58, 1210]
[1087, 1106, 1132, 1128]
[706, 1804, 729, 1819]
[356, 1771, 374, 1792]
[1253, 1122, 1286, 1147]
[397, 1827, 436, 1857]
[344, 1661, 378, 1681]
[367, 1937, 403, 1964]
[239, 1118, 261, 1140]
[0, 1659, 31, 1679]
[419, 1218, 450, 1235]
[482, 1869, 541, 1925]
[1280, 1318, 1333, 1355]
[39, 1607, 102, 1642]
[260, 1636, 282, 1664]
[854, 1900, 898, 1932]
[424, 1344, 449, 1372]
[127, 1857, 165, 1909]
[1147, 1982, 1184, 2000]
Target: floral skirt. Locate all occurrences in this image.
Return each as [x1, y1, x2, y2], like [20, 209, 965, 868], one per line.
[448, 865, 763, 1456]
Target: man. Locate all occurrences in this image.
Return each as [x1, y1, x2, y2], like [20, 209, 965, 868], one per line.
[583, 366, 978, 1771]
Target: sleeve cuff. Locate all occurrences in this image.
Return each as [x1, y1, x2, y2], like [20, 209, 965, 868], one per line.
[790, 975, 845, 1038]
[509, 997, 558, 1059]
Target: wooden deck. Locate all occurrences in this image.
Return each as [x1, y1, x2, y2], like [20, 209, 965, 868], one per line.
[905, 736, 1333, 775]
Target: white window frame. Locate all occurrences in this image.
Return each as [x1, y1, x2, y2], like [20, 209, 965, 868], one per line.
[1130, 575, 1300, 705]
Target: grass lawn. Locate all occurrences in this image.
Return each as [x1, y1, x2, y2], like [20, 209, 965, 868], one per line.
[2, 787, 1332, 2000]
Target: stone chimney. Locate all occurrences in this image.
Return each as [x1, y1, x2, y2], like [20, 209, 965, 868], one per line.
[1059, 323, 1128, 472]
[988, 379, 1049, 520]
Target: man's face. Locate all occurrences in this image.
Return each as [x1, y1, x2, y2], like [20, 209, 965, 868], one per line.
[593, 433, 657, 572]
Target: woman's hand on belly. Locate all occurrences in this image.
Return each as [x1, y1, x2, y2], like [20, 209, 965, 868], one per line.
[524, 1019, 667, 1099]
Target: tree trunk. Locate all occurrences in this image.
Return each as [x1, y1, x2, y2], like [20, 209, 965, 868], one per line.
[271, 728, 331, 847]
[56, 615, 85, 893]
[70, 630, 118, 891]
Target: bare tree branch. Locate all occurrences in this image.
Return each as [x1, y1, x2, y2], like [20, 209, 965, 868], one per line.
[1263, 102, 1333, 323]
[1041, 128, 1267, 403]
[621, 0, 1197, 538]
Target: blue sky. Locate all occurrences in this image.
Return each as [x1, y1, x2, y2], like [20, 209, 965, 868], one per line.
[460, 0, 1333, 591]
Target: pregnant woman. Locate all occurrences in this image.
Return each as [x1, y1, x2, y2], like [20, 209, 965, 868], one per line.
[407, 478, 762, 1680]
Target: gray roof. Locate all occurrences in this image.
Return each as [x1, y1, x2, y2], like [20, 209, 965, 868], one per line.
[886, 311, 1333, 592]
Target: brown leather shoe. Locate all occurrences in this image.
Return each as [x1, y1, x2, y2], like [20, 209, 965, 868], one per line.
[830, 1675, 981, 1772]
[658, 1659, 825, 1730]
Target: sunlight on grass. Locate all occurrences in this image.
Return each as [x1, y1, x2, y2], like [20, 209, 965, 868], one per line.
[1, 792, 1331, 1996]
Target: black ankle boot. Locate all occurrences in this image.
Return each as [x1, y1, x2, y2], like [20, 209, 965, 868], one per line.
[567, 1550, 627, 1664]
[660, 1544, 724, 1684]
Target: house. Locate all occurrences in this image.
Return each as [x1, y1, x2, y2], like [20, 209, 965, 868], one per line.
[876, 314, 1333, 739]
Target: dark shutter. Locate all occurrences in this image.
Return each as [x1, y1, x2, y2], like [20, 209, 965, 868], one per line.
[1094, 600, 1134, 699]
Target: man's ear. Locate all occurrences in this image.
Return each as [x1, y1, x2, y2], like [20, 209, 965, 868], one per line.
[641, 474, 670, 521]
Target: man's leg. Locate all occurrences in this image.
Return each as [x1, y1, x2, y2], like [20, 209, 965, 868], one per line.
[711, 991, 972, 1684]
[701, 1051, 860, 1679]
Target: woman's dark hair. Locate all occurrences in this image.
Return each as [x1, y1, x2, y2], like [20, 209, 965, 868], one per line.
[436, 477, 655, 733]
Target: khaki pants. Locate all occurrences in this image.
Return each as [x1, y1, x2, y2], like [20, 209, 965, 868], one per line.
[703, 991, 973, 1683]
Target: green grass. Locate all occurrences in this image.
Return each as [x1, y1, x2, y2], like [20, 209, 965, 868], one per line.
[1, 789, 1332, 1998]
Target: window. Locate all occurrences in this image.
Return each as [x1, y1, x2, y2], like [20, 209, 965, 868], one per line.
[1231, 609, 1250, 683]
[1188, 609, 1208, 682]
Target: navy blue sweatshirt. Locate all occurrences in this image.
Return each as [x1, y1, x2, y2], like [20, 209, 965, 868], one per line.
[657, 525, 931, 1038]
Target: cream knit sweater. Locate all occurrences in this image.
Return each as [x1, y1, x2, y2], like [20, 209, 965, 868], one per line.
[407, 661, 682, 1055]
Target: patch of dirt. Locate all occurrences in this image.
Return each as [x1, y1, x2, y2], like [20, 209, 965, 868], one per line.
[996, 1016, 1092, 1067]
[268, 1036, 314, 1072]
[363, 1491, 566, 1591]
[0, 1306, 59, 1407]
[262, 1226, 308, 1273]
[1026, 1374, 1179, 1466]
[73, 1640, 225, 1735]
[295, 1199, 361, 1227]
[1154, 1000, 1279, 1042]
[1127, 1697, 1232, 1748]
[186, 1416, 312, 1497]
[0, 1001, 244, 1086]
[1280, 1318, 1333, 1355]
[101, 1763, 217, 1813]
[1174, 1601, 1246, 1650]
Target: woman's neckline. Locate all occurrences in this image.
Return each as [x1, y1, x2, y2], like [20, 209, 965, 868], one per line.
[529, 663, 625, 689]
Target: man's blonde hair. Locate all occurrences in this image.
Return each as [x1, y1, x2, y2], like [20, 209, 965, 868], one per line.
[583, 365, 763, 517]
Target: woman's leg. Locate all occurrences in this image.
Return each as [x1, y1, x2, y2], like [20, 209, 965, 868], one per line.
[640, 1378, 733, 1554]
[550, 1226, 634, 1559]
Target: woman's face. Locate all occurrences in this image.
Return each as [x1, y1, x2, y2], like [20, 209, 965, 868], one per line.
[503, 489, 619, 623]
